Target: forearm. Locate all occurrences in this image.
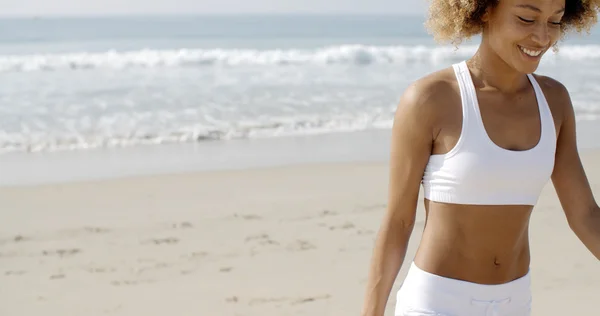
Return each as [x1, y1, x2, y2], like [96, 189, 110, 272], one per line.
[570, 205, 600, 260]
[361, 222, 413, 316]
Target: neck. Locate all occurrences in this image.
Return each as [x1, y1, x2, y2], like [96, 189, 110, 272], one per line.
[466, 38, 530, 94]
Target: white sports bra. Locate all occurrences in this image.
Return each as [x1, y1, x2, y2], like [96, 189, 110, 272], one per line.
[421, 61, 557, 206]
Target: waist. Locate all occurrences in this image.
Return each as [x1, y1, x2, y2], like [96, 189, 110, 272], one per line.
[416, 201, 532, 284]
[413, 249, 530, 286]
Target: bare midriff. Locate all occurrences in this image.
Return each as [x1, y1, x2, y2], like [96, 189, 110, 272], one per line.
[413, 199, 533, 285]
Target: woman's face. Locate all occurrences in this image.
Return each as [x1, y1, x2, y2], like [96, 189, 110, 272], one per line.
[483, 0, 565, 74]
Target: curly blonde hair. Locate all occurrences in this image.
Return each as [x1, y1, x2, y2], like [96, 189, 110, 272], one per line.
[425, 0, 600, 46]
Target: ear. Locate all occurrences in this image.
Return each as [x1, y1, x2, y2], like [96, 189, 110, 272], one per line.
[481, 6, 492, 23]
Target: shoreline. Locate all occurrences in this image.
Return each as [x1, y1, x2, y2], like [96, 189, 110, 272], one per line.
[2, 119, 600, 187]
[0, 129, 392, 187]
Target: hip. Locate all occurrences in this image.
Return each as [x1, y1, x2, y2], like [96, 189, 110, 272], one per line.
[395, 262, 532, 316]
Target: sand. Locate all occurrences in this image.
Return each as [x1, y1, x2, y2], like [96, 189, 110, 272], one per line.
[0, 150, 599, 316]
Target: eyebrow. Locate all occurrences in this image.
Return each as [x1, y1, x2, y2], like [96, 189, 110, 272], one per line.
[516, 4, 565, 14]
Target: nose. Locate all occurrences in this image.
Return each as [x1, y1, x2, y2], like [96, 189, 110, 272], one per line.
[531, 23, 550, 47]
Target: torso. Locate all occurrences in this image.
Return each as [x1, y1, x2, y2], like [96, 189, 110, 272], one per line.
[412, 64, 565, 285]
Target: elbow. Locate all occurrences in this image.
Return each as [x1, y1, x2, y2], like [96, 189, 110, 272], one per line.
[376, 209, 416, 238]
[566, 204, 600, 260]
[375, 203, 418, 245]
[383, 216, 416, 240]
[566, 214, 584, 232]
[567, 204, 600, 234]
[399, 218, 416, 232]
[386, 209, 416, 232]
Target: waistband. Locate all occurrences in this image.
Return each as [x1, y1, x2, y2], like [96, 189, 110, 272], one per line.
[402, 262, 531, 301]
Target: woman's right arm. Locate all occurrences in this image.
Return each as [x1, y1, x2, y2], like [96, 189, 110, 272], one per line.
[360, 79, 439, 316]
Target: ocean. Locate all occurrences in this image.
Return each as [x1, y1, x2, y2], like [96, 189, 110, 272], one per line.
[1, 15, 599, 184]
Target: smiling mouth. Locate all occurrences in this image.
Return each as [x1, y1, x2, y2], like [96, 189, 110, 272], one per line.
[518, 45, 544, 57]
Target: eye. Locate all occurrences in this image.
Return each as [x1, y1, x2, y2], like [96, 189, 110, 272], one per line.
[549, 21, 562, 26]
[518, 16, 535, 23]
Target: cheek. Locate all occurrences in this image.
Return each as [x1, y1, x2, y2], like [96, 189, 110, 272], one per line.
[489, 18, 526, 41]
[549, 28, 562, 43]
[489, 22, 525, 50]
[504, 21, 531, 41]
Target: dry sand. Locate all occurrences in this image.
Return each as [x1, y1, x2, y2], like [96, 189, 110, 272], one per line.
[1, 150, 599, 316]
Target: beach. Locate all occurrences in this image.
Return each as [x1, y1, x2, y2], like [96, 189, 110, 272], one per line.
[1, 146, 599, 316]
[1, 14, 600, 316]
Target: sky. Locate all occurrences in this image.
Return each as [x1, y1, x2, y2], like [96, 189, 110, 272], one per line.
[0, 0, 426, 17]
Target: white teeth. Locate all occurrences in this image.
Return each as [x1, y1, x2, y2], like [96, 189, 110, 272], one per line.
[519, 46, 542, 57]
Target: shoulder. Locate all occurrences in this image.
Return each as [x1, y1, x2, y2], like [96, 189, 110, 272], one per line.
[396, 66, 461, 126]
[532, 74, 571, 102]
[531, 74, 574, 123]
[388, 67, 460, 160]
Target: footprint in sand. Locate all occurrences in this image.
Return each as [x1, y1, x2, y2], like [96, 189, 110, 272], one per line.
[86, 266, 117, 274]
[247, 295, 330, 306]
[181, 251, 209, 259]
[82, 227, 111, 234]
[132, 262, 170, 275]
[234, 214, 262, 220]
[143, 237, 179, 245]
[0, 235, 28, 245]
[13, 235, 27, 242]
[245, 234, 281, 256]
[0, 235, 25, 246]
[171, 222, 194, 229]
[357, 229, 375, 235]
[42, 248, 81, 257]
[226, 296, 239, 303]
[219, 267, 233, 273]
[59, 227, 110, 237]
[287, 240, 316, 251]
[291, 294, 331, 305]
[245, 234, 279, 246]
[111, 279, 155, 286]
[180, 269, 196, 275]
[320, 210, 338, 217]
[5, 270, 27, 276]
[329, 222, 355, 231]
[50, 274, 66, 280]
[248, 297, 289, 306]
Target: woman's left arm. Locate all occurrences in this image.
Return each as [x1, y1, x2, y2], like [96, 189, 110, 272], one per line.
[551, 82, 600, 260]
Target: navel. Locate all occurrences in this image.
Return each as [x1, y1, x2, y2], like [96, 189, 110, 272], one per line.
[493, 257, 501, 268]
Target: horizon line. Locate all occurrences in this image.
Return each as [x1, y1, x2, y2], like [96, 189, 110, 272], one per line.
[0, 11, 426, 19]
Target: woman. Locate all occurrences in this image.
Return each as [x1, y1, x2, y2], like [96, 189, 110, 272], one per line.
[361, 0, 600, 315]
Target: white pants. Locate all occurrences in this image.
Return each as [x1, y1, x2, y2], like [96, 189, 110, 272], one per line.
[395, 262, 532, 316]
